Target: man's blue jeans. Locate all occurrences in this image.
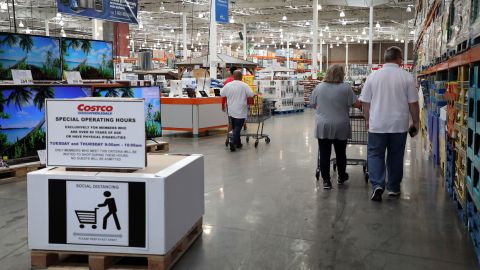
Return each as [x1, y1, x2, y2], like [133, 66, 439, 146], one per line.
[367, 132, 408, 192]
[230, 117, 245, 146]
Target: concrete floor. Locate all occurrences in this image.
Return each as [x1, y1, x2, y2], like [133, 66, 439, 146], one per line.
[0, 110, 478, 269]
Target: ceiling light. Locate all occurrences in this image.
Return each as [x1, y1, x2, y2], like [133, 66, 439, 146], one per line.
[126, 35, 129, 39]
[269, 33, 273, 37]
[0, 2, 7, 10]
[317, 4, 322, 10]
[336, 43, 339, 47]
[322, 40, 325, 44]
[357, 39, 361, 43]
[56, 12, 62, 18]
[342, 20, 347, 26]
[320, 31, 323, 37]
[390, 35, 394, 40]
[282, 15, 287, 21]
[127, 45, 130, 49]
[305, 21, 310, 26]
[363, 40, 367, 44]
[198, 13, 204, 18]
[340, 10, 345, 17]
[355, 29, 359, 33]
[251, 37, 255, 42]
[336, 36, 339, 40]
[410, 30, 415, 34]
[266, 45, 269, 48]
[401, 39, 405, 43]
[376, 22, 380, 28]
[330, 44, 333, 48]
[302, 44, 306, 49]
[280, 34, 283, 39]
[325, 25, 329, 31]
[139, 23, 143, 29]
[98, 26, 103, 31]
[261, 38, 264, 43]
[197, 32, 201, 36]
[350, 37, 354, 42]
[61, 27, 66, 37]
[25, 27, 31, 34]
[362, 29, 366, 35]
[395, 37, 399, 42]
[406, 6, 412, 12]
[343, 36, 347, 41]
[310, 31, 313, 35]
[170, 29, 174, 33]
[328, 32, 331, 38]
[163, 38, 166, 41]
[306, 39, 310, 43]
[229, 17, 235, 23]
[272, 40, 275, 44]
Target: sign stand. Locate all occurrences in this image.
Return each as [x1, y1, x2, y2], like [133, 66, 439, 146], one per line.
[27, 98, 205, 270]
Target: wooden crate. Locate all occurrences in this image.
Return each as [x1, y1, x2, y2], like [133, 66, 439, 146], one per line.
[31, 218, 202, 270]
[0, 161, 45, 183]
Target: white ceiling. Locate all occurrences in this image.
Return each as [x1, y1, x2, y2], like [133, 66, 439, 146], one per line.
[0, 0, 415, 52]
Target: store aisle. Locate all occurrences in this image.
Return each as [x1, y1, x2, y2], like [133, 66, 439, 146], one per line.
[0, 110, 478, 269]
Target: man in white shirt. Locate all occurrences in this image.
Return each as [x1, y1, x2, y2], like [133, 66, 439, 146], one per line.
[360, 46, 420, 202]
[221, 70, 254, 152]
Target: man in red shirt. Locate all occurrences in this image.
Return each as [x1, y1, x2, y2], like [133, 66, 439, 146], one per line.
[224, 66, 238, 85]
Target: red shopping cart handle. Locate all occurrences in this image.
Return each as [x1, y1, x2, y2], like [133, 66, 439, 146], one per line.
[247, 97, 254, 105]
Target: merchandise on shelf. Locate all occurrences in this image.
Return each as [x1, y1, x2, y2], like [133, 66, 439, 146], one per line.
[256, 79, 304, 113]
[298, 80, 321, 106]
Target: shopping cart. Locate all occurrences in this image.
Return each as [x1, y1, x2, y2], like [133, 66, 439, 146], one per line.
[224, 95, 272, 148]
[315, 107, 369, 182]
[75, 207, 98, 229]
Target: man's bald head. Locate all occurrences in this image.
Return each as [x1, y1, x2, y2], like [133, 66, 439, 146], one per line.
[233, 70, 243, 81]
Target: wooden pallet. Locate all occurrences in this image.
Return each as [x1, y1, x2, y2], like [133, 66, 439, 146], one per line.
[31, 218, 202, 270]
[146, 140, 169, 153]
[0, 161, 45, 183]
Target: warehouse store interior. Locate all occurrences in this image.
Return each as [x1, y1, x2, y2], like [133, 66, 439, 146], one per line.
[0, 0, 480, 269]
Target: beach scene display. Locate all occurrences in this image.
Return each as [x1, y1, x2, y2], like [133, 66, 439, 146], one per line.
[0, 33, 61, 80]
[62, 38, 114, 79]
[0, 86, 90, 160]
[93, 86, 162, 138]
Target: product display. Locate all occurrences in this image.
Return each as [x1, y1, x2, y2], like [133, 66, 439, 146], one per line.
[0, 33, 61, 80]
[62, 38, 114, 79]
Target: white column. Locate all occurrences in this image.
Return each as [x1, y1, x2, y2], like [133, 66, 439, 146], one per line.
[312, 0, 319, 79]
[368, 1, 373, 68]
[319, 38, 323, 72]
[45, 20, 49, 36]
[345, 43, 349, 74]
[404, 30, 409, 65]
[183, 13, 187, 61]
[286, 36, 290, 70]
[243, 24, 247, 60]
[209, 0, 218, 79]
[326, 43, 329, 70]
[92, 19, 103, 40]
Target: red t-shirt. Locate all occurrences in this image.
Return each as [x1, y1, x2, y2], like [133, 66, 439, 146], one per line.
[224, 76, 234, 85]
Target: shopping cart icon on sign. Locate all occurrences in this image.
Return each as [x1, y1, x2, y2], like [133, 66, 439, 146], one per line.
[75, 208, 98, 229]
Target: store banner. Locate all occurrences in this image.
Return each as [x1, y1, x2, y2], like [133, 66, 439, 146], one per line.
[57, 0, 138, 24]
[49, 179, 146, 248]
[215, 0, 229, 24]
[45, 98, 146, 169]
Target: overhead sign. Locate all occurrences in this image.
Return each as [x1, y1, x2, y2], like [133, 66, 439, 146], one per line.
[215, 0, 229, 24]
[11, 69, 33, 84]
[48, 179, 147, 248]
[45, 98, 146, 169]
[57, 0, 138, 24]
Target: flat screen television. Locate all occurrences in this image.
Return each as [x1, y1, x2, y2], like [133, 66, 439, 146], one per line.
[0, 33, 62, 80]
[92, 86, 162, 138]
[62, 38, 114, 80]
[0, 85, 91, 161]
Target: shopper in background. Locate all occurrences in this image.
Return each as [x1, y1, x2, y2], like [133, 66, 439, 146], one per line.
[360, 46, 419, 202]
[221, 70, 254, 152]
[310, 65, 361, 189]
[224, 66, 238, 85]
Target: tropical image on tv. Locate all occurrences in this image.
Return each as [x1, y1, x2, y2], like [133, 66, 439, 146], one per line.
[93, 87, 162, 138]
[0, 86, 90, 160]
[0, 33, 61, 80]
[62, 38, 114, 79]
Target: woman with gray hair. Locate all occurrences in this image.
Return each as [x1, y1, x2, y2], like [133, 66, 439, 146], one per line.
[310, 65, 360, 189]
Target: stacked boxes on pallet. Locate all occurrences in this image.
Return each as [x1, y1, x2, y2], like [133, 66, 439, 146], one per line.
[430, 81, 447, 164]
[298, 80, 321, 106]
[256, 80, 304, 113]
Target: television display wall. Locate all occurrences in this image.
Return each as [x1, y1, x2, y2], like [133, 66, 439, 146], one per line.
[93, 86, 162, 138]
[0, 86, 90, 160]
[0, 33, 62, 80]
[62, 38, 114, 79]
